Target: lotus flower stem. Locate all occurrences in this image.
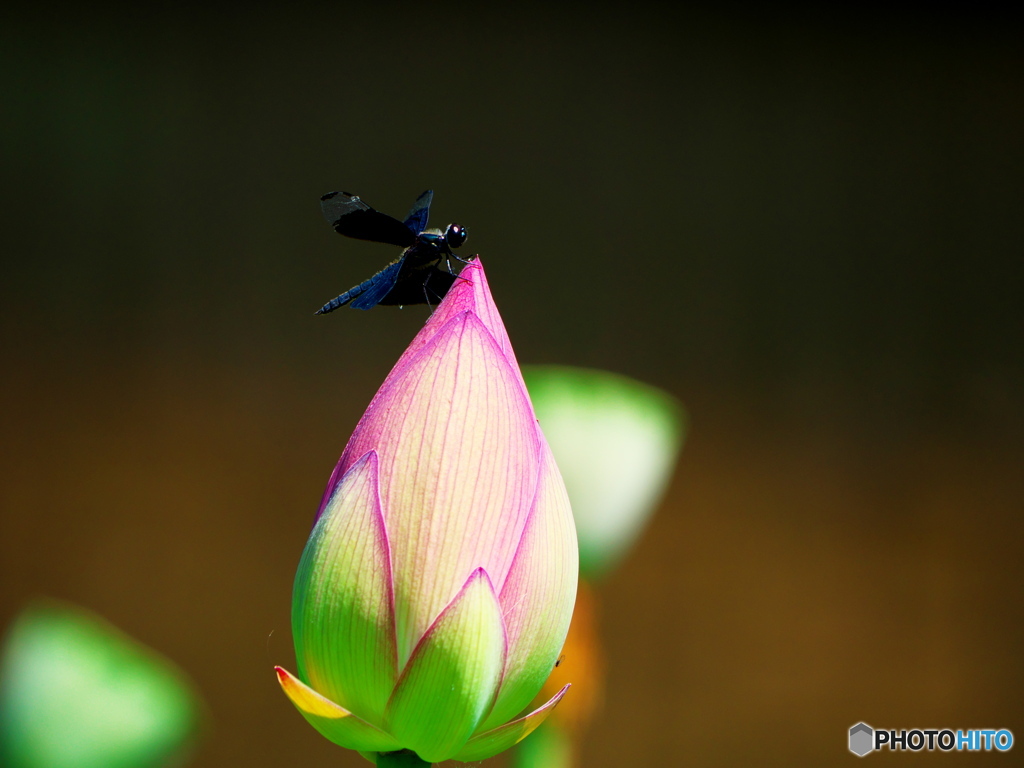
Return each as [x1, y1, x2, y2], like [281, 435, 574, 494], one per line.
[377, 749, 432, 767]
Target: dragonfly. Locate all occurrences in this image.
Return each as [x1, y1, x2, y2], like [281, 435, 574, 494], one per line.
[316, 189, 469, 313]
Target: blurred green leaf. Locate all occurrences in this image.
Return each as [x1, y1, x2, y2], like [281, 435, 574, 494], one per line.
[0, 601, 202, 768]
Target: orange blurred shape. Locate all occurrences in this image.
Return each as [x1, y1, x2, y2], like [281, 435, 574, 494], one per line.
[533, 581, 605, 735]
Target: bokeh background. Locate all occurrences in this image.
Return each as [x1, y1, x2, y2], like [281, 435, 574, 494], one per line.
[2, 5, 1022, 766]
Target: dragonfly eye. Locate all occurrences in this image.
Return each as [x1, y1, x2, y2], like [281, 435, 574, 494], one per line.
[445, 224, 467, 249]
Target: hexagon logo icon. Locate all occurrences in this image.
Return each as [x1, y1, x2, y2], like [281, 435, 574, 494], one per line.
[849, 722, 874, 756]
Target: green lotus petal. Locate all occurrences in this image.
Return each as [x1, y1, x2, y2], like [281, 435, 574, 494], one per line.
[455, 684, 569, 762]
[0, 601, 200, 768]
[523, 365, 685, 577]
[481, 442, 577, 731]
[383, 568, 505, 762]
[275, 667, 400, 752]
[293, 450, 396, 723]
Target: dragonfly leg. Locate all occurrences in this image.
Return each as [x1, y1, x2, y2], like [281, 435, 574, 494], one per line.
[451, 255, 478, 285]
[440, 245, 472, 272]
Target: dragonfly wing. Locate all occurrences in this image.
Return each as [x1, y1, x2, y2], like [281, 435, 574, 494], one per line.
[402, 189, 433, 234]
[348, 260, 405, 310]
[377, 264, 458, 306]
[321, 191, 416, 247]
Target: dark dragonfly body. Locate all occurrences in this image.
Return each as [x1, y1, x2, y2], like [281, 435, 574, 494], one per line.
[316, 189, 468, 313]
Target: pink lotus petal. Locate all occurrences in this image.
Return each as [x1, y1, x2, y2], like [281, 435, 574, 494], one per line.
[338, 310, 540, 665]
[482, 441, 578, 730]
[318, 260, 529, 514]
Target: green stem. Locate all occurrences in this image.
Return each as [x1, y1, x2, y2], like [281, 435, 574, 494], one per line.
[376, 749, 432, 768]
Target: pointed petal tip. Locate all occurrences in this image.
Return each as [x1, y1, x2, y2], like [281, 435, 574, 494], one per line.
[383, 566, 506, 762]
[546, 684, 570, 714]
[317, 447, 381, 519]
[275, 666, 352, 720]
[469, 565, 495, 588]
[452, 683, 571, 762]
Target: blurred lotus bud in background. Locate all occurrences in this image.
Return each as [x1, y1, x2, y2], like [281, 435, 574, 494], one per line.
[0, 601, 203, 768]
[523, 366, 685, 579]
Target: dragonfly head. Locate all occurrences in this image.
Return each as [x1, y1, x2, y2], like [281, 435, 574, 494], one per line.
[444, 224, 468, 250]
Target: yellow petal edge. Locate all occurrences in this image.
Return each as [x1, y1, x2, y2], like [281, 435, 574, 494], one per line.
[275, 667, 400, 752]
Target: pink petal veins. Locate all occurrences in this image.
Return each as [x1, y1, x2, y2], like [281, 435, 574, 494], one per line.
[332, 311, 540, 665]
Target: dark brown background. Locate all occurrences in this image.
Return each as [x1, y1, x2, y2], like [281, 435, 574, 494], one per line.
[2, 5, 1022, 766]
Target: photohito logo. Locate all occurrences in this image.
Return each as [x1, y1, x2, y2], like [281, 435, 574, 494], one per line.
[848, 723, 1013, 756]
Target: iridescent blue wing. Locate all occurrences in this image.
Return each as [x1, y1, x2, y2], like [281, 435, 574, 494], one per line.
[321, 191, 416, 247]
[377, 264, 459, 306]
[315, 260, 405, 313]
[347, 260, 405, 310]
[402, 190, 433, 234]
